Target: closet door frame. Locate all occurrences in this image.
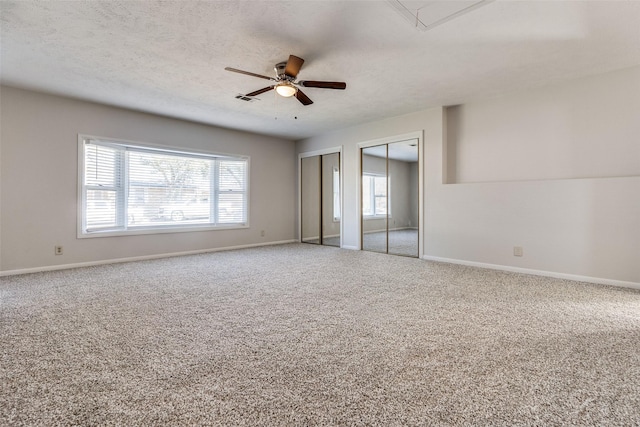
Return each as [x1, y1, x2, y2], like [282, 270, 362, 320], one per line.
[357, 131, 424, 258]
[298, 146, 343, 247]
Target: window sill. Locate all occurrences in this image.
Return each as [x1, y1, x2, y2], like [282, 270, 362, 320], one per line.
[363, 215, 390, 220]
[78, 223, 249, 239]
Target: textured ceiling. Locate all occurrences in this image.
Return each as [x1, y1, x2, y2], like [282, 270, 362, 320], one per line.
[1, 1, 639, 140]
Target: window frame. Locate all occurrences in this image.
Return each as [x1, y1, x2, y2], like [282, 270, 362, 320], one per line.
[77, 134, 250, 238]
[362, 172, 390, 219]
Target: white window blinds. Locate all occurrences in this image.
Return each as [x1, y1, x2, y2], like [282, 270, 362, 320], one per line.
[84, 143, 124, 230]
[80, 137, 248, 235]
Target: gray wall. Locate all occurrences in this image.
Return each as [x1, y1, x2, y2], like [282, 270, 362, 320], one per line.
[0, 86, 297, 272]
[297, 66, 640, 285]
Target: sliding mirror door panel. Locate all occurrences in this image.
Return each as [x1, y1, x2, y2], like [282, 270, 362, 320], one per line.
[301, 152, 341, 246]
[361, 139, 419, 257]
[301, 156, 321, 244]
[321, 153, 340, 247]
[387, 140, 419, 257]
[361, 146, 388, 253]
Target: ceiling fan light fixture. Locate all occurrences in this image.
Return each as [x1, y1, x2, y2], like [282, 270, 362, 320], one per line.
[275, 82, 297, 98]
[225, 55, 345, 106]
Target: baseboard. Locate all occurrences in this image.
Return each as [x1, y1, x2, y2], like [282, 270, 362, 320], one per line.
[363, 227, 416, 234]
[0, 240, 297, 277]
[421, 255, 640, 290]
[323, 233, 341, 239]
[300, 233, 340, 241]
[341, 245, 359, 250]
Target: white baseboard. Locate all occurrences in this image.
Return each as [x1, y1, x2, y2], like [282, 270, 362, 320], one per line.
[1, 240, 297, 277]
[363, 227, 417, 234]
[422, 255, 640, 290]
[341, 245, 359, 250]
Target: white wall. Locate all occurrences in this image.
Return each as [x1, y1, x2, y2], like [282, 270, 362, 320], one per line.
[446, 66, 640, 183]
[0, 86, 296, 272]
[297, 66, 640, 285]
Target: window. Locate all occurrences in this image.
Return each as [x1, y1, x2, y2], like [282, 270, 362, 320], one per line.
[333, 167, 341, 221]
[79, 136, 248, 236]
[362, 173, 388, 217]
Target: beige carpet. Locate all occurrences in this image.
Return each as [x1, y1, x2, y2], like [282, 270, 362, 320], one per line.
[1, 243, 639, 426]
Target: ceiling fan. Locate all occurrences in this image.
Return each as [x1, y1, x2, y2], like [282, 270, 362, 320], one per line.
[225, 55, 346, 106]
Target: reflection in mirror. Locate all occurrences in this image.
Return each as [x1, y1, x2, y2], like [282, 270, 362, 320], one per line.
[322, 153, 340, 247]
[301, 156, 321, 244]
[361, 145, 388, 253]
[361, 139, 419, 258]
[387, 140, 419, 257]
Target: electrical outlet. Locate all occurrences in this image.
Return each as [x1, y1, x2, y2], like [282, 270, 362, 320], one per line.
[55, 246, 64, 255]
[260, 230, 265, 237]
[513, 246, 523, 257]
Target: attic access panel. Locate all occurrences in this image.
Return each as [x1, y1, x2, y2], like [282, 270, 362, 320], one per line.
[388, 0, 494, 31]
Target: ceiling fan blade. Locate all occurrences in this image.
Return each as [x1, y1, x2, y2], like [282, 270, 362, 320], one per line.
[225, 67, 274, 81]
[284, 55, 305, 78]
[295, 89, 313, 106]
[298, 80, 347, 90]
[245, 86, 274, 97]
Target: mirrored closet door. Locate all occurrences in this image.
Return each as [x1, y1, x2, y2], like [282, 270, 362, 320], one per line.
[301, 152, 341, 247]
[301, 156, 321, 244]
[361, 139, 419, 257]
[361, 146, 388, 253]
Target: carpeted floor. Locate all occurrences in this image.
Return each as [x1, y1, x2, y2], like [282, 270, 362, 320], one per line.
[1, 243, 639, 426]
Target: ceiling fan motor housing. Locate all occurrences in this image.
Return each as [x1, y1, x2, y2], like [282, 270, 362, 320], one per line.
[275, 61, 290, 80]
